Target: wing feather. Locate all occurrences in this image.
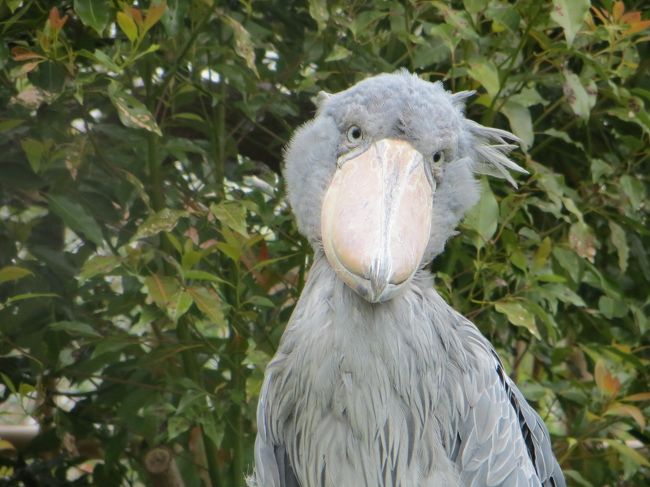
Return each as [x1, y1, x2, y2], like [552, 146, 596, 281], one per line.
[453, 317, 565, 487]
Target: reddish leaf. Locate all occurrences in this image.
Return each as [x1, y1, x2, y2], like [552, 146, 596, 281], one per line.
[49, 7, 69, 30]
[595, 360, 621, 397]
[11, 47, 44, 61]
[591, 6, 609, 24]
[623, 392, 650, 402]
[620, 11, 641, 24]
[612, 1, 624, 22]
[625, 19, 650, 35]
[144, 1, 167, 32]
[129, 7, 144, 28]
[605, 402, 646, 429]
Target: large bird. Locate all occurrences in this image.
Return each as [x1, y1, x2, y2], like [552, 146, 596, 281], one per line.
[250, 71, 565, 487]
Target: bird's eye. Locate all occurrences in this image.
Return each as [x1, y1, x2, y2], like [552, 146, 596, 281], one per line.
[432, 151, 444, 163]
[346, 125, 363, 143]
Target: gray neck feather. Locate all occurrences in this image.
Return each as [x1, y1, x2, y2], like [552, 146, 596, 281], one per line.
[262, 252, 475, 486]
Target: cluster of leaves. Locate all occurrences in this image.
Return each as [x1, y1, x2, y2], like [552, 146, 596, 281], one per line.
[0, 0, 648, 485]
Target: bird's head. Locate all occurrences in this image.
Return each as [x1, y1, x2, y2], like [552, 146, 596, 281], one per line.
[284, 71, 526, 303]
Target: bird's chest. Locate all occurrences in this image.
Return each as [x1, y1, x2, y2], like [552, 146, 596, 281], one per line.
[268, 312, 460, 487]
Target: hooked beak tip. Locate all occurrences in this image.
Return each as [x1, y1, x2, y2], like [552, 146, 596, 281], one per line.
[368, 258, 390, 301]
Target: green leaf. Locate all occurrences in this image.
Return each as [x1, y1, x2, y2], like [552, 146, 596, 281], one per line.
[325, 45, 352, 63]
[0, 440, 15, 451]
[120, 169, 151, 207]
[183, 270, 228, 285]
[463, 0, 488, 15]
[0, 373, 16, 394]
[169, 290, 193, 322]
[4, 292, 58, 305]
[590, 158, 613, 182]
[535, 273, 566, 282]
[74, 0, 111, 35]
[5, 0, 22, 13]
[569, 221, 597, 263]
[0, 266, 33, 285]
[605, 439, 650, 468]
[552, 247, 581, 282]
[144, 275, 179, 309]
[542, 283, 586, 307]
[349, 10, 387, 39]
[224, 16, 258, 76]
[20, 137, 45, 173]
[532, 237, 552, 273]
[563, 70, 597, 119]
[50, 320, 102, 337]
[495, 300, 540, 339]
[167, 415, 192, 441]
[435, 3, 479, 41]
[108, 82, 162, 135]
[510, 86, 547, 107]
[500, 100, 533, 150]
[563, 470, 594, 487]
[172, 112, 205, 123]
[18, 383, 35, 398]
[598, 296, 627, 319]
[550, 0, 590, 46]
[608, 222, 628, 272]
[468, 58, 499, 99]
[487, 5, 520, 32]
[130, 43, 161, 62]
[246, 295, 275, 308]
[80, 48, 123, 73]
[210, 201, 248, 237]
[91, 337, 133, 359]
[619, 175, 645, 210]
[79, 255, 121, 280]
[463, 179, 499, 248]
[117, 11, 138, 43]
[187, 286, 225, 326]
[308, 0, 329, 31]
[0, 119, 24, 132]
[132, 208, 188, 241]
[30, 61, 66, 93]
[47, 194, 104, 246]
[215, 241, 242, 262]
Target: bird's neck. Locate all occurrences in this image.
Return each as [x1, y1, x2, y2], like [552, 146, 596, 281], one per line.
[268, 251, 469, 478]
[290, 251, 462, 349]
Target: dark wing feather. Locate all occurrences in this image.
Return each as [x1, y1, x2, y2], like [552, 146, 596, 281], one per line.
[453, 317, 565, 487]
[499, 366, 565, 487]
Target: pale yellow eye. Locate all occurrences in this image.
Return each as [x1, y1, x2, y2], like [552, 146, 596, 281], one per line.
[346, 125, 363, 143]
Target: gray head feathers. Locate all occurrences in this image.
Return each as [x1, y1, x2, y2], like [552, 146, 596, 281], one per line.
[283, 71, 527, 254]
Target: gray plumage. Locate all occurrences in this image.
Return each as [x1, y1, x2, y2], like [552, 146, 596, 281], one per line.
[249, 71, 564, 487]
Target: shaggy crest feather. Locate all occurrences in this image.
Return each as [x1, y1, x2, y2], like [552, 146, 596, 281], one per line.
[464, 119, 528, 187]
[251, 72, 564, 487]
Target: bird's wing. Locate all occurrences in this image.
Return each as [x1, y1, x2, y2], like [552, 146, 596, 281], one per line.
[251, 373, 301, 487]
[451, 317, 565, 487]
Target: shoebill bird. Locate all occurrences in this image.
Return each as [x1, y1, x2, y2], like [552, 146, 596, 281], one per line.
[250, 71, 565, 487]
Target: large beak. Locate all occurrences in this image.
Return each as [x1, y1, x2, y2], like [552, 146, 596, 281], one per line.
[321, 139, 434, 303]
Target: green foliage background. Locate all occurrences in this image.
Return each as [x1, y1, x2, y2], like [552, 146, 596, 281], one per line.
[0, 0, 648, 485]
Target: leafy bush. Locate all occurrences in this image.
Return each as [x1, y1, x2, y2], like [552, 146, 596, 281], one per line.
[0, 0, 648, 485]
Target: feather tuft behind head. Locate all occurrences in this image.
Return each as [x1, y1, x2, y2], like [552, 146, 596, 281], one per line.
[465, 119, 528, 188]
